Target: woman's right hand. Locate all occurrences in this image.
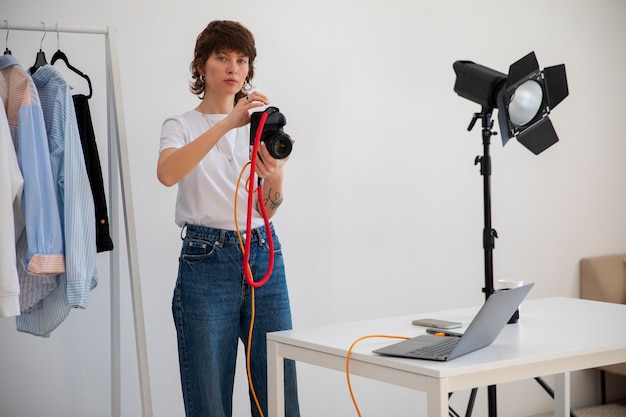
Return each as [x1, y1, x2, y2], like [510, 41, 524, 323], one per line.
[223, 91, 270, 130]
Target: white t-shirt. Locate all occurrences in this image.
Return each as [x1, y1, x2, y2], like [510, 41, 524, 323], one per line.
[159, 109, 264, 230]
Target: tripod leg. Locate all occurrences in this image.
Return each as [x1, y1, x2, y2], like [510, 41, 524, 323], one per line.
[465, 388, 478, 417]
[448, 392, 461, 417]
[488, 385, 497, 416]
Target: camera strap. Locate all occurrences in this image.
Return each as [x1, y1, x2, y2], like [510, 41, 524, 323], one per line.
[236, 110, 275, 288]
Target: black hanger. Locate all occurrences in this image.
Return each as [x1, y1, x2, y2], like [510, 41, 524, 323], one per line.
[30, 50, 47, 73]
[50, 25, 93, 99]
[51, 49, 93, 99]
[30, 23, 48, 74]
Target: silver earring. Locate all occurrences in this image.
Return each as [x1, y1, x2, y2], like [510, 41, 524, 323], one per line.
[200, 75, 205, 82]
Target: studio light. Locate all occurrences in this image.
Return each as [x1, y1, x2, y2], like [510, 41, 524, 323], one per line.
[451, 52, 570, 417]
[453, 51, 568, 154]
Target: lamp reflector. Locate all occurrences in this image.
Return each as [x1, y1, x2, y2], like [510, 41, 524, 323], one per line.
[508, 80, 544, 126]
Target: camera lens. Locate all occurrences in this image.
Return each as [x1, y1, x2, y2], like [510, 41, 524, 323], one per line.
[267, 134, 292, 159]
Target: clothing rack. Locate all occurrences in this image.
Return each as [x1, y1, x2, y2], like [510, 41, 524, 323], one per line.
[0, 21, 153, 417]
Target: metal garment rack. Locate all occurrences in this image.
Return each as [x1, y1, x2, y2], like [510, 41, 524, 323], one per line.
[0, 21, 153, 417]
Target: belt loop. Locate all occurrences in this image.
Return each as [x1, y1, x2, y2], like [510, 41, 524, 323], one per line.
[219, 229, 228, 245]
[180, 224, 188, 240]
[255, 227, 265, 246]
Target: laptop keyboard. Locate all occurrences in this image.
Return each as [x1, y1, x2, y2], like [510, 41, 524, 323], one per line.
[409, 337, 459, 357]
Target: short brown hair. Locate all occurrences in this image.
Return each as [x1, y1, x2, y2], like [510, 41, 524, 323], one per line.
[189, 20, 257, 103]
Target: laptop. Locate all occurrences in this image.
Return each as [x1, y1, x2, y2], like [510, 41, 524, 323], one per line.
[373, 283, 534, 361]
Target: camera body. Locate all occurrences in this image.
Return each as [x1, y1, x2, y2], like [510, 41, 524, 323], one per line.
[250, 106, 292, 159]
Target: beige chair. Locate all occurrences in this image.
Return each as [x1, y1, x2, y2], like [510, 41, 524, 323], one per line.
[579, 253, 626, 404]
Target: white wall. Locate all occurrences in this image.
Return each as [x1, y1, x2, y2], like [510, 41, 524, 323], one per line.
[1, 1, 625, 416]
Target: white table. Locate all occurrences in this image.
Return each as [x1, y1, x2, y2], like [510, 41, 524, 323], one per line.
[267, 297, 626, 416]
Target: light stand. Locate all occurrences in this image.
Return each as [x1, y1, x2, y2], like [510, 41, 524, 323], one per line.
[452, 51, 570, 417]
[468, 109, 499, 416]
[468, 110, 498, 301]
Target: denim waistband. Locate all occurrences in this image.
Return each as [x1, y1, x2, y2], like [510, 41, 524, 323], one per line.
[182, 223, 273, 244]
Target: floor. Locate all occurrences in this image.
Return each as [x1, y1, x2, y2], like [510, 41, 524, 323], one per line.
[533, 400, 626, 417]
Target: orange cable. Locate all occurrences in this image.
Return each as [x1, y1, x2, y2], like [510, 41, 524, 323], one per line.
[247, 287, 264, 416]
[234, 161, 265, 417]
[234, 161, 252, 253]
[346, 335, 410, 417]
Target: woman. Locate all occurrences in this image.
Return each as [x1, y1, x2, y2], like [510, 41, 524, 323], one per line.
[157, 20, 300, 417]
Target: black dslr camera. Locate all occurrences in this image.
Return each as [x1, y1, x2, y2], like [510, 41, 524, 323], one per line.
[250, 106, 292, 159]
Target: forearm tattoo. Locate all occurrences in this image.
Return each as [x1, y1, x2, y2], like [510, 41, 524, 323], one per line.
[264, 187, 283, 211]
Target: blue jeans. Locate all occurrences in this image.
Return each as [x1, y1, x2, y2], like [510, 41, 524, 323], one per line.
[172, 224, 300, 417]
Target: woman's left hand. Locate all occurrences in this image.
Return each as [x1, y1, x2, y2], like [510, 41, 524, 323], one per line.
[253, 141, 291, 181]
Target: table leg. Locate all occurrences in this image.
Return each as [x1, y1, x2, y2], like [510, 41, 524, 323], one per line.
[554, 372, 570, 417]
[426, 377, 448, 417]
[267, 340, 285, 417]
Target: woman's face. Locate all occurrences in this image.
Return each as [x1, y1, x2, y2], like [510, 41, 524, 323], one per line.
[202, 49, 250, 98]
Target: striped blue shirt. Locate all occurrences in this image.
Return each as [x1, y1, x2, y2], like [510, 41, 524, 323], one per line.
[17, 64, 97, 337]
